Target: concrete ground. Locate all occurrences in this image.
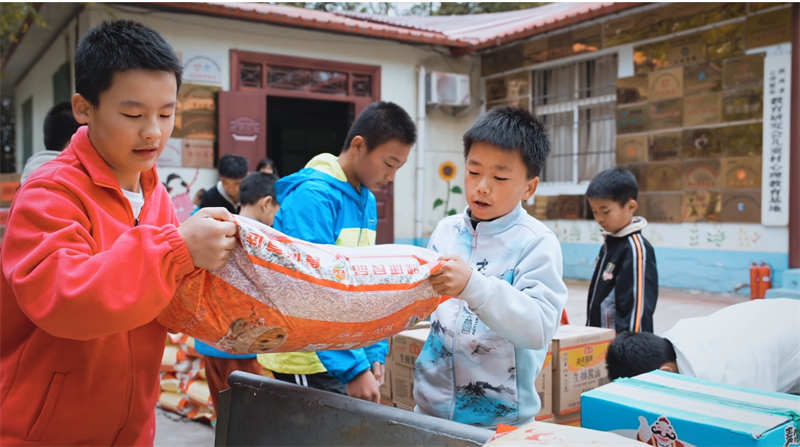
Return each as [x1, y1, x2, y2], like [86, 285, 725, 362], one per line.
[154, 280, 747, 446]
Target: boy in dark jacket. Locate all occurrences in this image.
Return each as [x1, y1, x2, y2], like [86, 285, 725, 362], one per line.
[585, 168, 658, 333]
[198, 154, 249, 214]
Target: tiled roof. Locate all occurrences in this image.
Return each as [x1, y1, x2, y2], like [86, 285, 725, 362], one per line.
[158, 2, 642, 54]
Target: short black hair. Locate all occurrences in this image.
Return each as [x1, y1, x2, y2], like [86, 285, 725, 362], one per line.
[43, 102, 82, 152]
[342, 101, 416, 152]
[256, 157, 278, 176]
[606, 331, 677, 381]
[586, 168, 639, 207]
[239, 172, 278, 206]
[75, 20, 182, 107]
[218, 154, 249, 179]
[463, 106, 549, 179]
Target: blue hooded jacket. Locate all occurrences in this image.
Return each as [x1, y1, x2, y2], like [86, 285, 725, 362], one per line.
[257, 154, 389, 384]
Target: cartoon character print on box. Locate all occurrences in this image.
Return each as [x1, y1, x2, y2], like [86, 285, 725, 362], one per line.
[637, 416, 690, 447]
[157, 215, 447, 354]
[164, 169, 199, 223]
[415, 218, 555, 427]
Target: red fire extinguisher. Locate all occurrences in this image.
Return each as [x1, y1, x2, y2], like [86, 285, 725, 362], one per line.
[750, 263, 761, 300]
[757, 262, 772, 299]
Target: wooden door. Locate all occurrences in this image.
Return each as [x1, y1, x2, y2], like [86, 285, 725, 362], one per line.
[218, 91, 267, 170]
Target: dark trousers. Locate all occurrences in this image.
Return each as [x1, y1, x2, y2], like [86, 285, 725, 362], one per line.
[272, 371, 347, 395]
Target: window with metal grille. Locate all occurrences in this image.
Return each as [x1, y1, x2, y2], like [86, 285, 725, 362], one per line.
[533, 55, 618, 185]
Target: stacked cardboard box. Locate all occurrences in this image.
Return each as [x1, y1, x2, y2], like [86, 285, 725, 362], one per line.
[391, 326, 430, 409]
[537, 325, 615, 427]
[377, 323, 430, 411]
[534, 343, 553, 421]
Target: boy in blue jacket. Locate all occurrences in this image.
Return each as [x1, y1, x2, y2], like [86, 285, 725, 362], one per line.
[259, 101, 416, 402]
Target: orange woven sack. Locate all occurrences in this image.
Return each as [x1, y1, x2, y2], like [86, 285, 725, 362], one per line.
[157, 216, 447, 355]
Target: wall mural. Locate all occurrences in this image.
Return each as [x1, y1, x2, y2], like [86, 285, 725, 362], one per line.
[433, 161, 462, 218]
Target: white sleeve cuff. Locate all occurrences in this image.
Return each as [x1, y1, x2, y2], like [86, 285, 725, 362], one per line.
[459, 269, 493, 310]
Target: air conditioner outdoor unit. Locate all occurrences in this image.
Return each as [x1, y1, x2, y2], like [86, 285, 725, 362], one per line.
[426, 72, 471, 107]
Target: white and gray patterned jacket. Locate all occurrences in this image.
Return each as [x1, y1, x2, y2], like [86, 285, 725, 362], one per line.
[413, 203, 568, 428]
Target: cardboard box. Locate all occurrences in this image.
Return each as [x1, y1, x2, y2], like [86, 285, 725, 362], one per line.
[721, 156, 762, 189]
[380, 368, 392, 401]
[582, 370, 800, 447]
[181, 139, 215, 168]
[0, 173, 21, 207]
[535, 344, 553, 420]
[392, 364, 416, 407]
[392, 327, 430, 369]
[721, 189, 761, 223]
[551, 325, 614, 417]
[551, 412, 581, 427]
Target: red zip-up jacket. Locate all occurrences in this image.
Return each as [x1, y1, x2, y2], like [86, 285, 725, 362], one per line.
[0, 126, 196, 445]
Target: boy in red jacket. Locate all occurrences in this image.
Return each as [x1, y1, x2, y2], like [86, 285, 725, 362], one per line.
[0, 20, 236, 446]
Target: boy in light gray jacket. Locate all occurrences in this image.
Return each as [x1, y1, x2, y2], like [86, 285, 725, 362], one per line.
[414, 107, 568, 428]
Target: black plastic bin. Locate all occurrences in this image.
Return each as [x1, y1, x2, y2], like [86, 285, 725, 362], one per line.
[215, 371, 494, 446]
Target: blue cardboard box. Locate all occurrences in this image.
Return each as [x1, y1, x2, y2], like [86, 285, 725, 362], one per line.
[582, 370, 800, 447]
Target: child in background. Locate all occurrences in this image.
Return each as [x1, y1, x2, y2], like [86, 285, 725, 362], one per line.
[199, 154, 249, 214]
[585, 168, 658, 333]
[413, 106, 568, 428]
[256, 157, 279, 177]
[195, 172, 281, 413]
[0, 20, 236, 445]
[259, 101, 416, 403]
[20, 101, 83, 184]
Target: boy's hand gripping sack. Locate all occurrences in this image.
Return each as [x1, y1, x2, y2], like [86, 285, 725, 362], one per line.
[158, 216, 447, 354]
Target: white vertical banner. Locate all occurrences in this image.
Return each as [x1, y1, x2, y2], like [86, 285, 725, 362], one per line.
[761, 53, 792, 226]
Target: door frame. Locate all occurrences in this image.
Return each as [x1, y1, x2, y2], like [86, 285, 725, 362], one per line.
[230, 50, 380, 106]
[228, 50, 394, 244]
